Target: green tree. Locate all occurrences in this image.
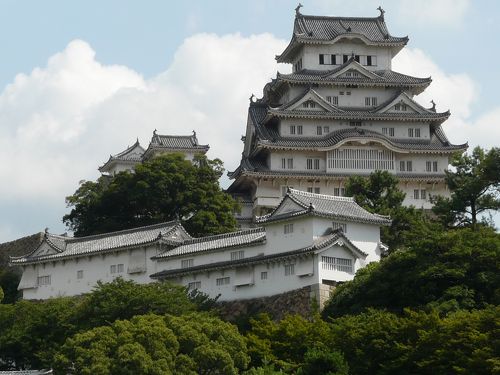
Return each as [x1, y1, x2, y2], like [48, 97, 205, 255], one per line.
[297, 348, 349, 375]
[53, 314, 179, 375]
[327, 307, 500, 375]
[63, 153, 239, 237]
[0, 269, 21, 304]
[433, 146, 500, 230]
[322, 226, 500, 318]
[345, 170, 430, 249]
[71, 278, 200, 330]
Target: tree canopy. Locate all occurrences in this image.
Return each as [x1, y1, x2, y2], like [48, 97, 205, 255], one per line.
[63, 153, 239, 237]
[433, 146, 500, 229]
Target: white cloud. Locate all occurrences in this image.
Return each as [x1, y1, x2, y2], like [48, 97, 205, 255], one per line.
[0, 34, 287, 241]
[396, 0, 470, 27]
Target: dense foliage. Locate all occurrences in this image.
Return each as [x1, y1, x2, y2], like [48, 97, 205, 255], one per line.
[433, 146, 500, 229]
[322, 226, 500, 317]
[63, 153, 239, 237]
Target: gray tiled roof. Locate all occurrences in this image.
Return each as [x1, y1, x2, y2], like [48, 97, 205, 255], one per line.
[98, 140, 145, 172]
[10, 221, 185, 265]
[277, 12, 408, 63]
[227, 157, 447, 182]
[150, 133, 209, 151]
[245, 103, 464, 153]
[150, 230, 364, 279]
[278, 69, 430, 86]
[256, 189, 391, 226]
[153, 227, 266, 260]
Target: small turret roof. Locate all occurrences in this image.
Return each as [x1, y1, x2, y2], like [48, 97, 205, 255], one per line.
[277, 9, 408, 63]
[256, 189, 391, 226]
[98, 139, 145, 172]
[143, 131, 209, 159]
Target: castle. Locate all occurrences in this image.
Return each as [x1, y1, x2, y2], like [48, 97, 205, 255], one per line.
[12, 7, 465, 303]
[228, 5, 467, 221]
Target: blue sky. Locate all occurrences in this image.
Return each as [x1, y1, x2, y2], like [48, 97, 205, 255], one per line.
[0, 0, 498, 242]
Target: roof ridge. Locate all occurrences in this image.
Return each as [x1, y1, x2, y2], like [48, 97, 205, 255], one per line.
[66, 221, 179, 243]
[183, 227, 265, 244]
[289, 188, 355, 202]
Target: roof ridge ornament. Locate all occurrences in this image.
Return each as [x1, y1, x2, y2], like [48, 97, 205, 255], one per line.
[249, 93, 255, 103]
[377, 6, 385, 19]
[430, 100, 436, 112]
[295, 3, 303, 16]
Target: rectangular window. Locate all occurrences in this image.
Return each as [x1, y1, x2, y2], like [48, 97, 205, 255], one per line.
[287, 158, 293, 169]
[314, 187, 320, 194]
[333, 55, 341, 65]
[332, 96, 338, 105]
[400, 161, 406, 172]
[346, 91, 351, 96]
[339, 91, 345, 95]
[317, 126, 323, 135]
[340, 188, 345, 196]
[216, 277, 230, 286]
[321, 256, 353, 273]
[110, 265, 117, 274]
[382, 127, 388, 135]
[407, 161, 413, 172]
[284, 223, 294, 234]
[408, 128, 414, 137]
[181, 259, 194, 268]
[289, 125, 296, 135]
[395, 103, 401, 111]
[426, 161, 432, 172]
[307, 158, 313, 170]
[261, 271, 268, 280]
[415, 128, 421, 137]
[433, 161, 438, 172]
[402, 104, 408, 111]
[303, 101, 309, 108]
[323, 126, 329, 134]
[314, 159, 320, 170]
[307, 187, 313, 193]
[389, 128, 394, 137]
[37, 275, 51, 286]
[117, 264, 124, 273]
[349, 121, 362, 127]
[334, 187, 340, 196]
[414, 189, 420, 199]
[421, 189, 427, 200]
[372, 97, 377, 106]
[365, 97, 371, 106]
[326, 96, 332, 103]
[366, 55, 377, 66]
[187, 281, 201, 290]
[297, 125, 303, 135]
[284, 264, 295, 276]
[332, 222, 347, 232]
[343, 54, 349, 63]
[77, 270, 83, 280]
[281, 158, 286, 169]
[319, 54, 324, 65]
[230, 250, 245, 261]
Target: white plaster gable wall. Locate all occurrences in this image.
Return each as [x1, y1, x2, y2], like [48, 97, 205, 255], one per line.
[318, 245, 361, 283]
[263, 217, 314, 255]
[299, 44, 393, 71]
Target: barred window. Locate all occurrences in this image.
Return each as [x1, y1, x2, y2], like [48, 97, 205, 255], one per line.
[426, 161, 432, 172]
[332, 222, 347, 232]
[327, 148, 394, 171]
[421, 189, 427, 200]
[181, 259, 194, 268]
[187, 281, 201, 290]
[414, 189, 420, 199]
[332, 96, 338, 105]
[317, 126, 323, 135]
[117, 264, 124, 273]
[297, 125, 303, 135]
[321, 256, 353, 273]
[216, 277, 230, 286]
[284, 223, 294, 234]
[230, 250, 245, 261]
[415, 128, 421, 137]
[289, 125, 296, 135]
[307, 158, 313, 170]
[261, 271, 268, 280]
[37, 275, 51, 286]
[284, 264, 295, 276]
[407, 161, 413, 172]
[389, 128, 394, 136]
[77, 270, 83, 280]
[433, 161, 438, 172]
[400, 161, 406, 172]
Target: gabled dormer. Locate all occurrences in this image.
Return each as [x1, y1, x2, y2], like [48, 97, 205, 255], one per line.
[277, 87, 344, 113]
[325, 59, 382, 80]
[377, 92, 443, 115]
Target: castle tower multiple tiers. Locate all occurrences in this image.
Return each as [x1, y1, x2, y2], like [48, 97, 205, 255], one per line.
[228, 7, 467, 217]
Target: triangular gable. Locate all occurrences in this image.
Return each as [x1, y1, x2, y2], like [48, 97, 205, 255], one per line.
[377, 92, 431, 114]
[272, 196, 307, 217]
[324, 60, 381, 80]
[283, 88, 344, 113]
[30, 241, 60, 258]
[315, 235, 367, 260]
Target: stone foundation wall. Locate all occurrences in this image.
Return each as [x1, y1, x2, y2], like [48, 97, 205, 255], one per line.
[218, 283, 336, 324]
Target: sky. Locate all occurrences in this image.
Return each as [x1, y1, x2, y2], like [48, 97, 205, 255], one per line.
[0, 0, 499, 242]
